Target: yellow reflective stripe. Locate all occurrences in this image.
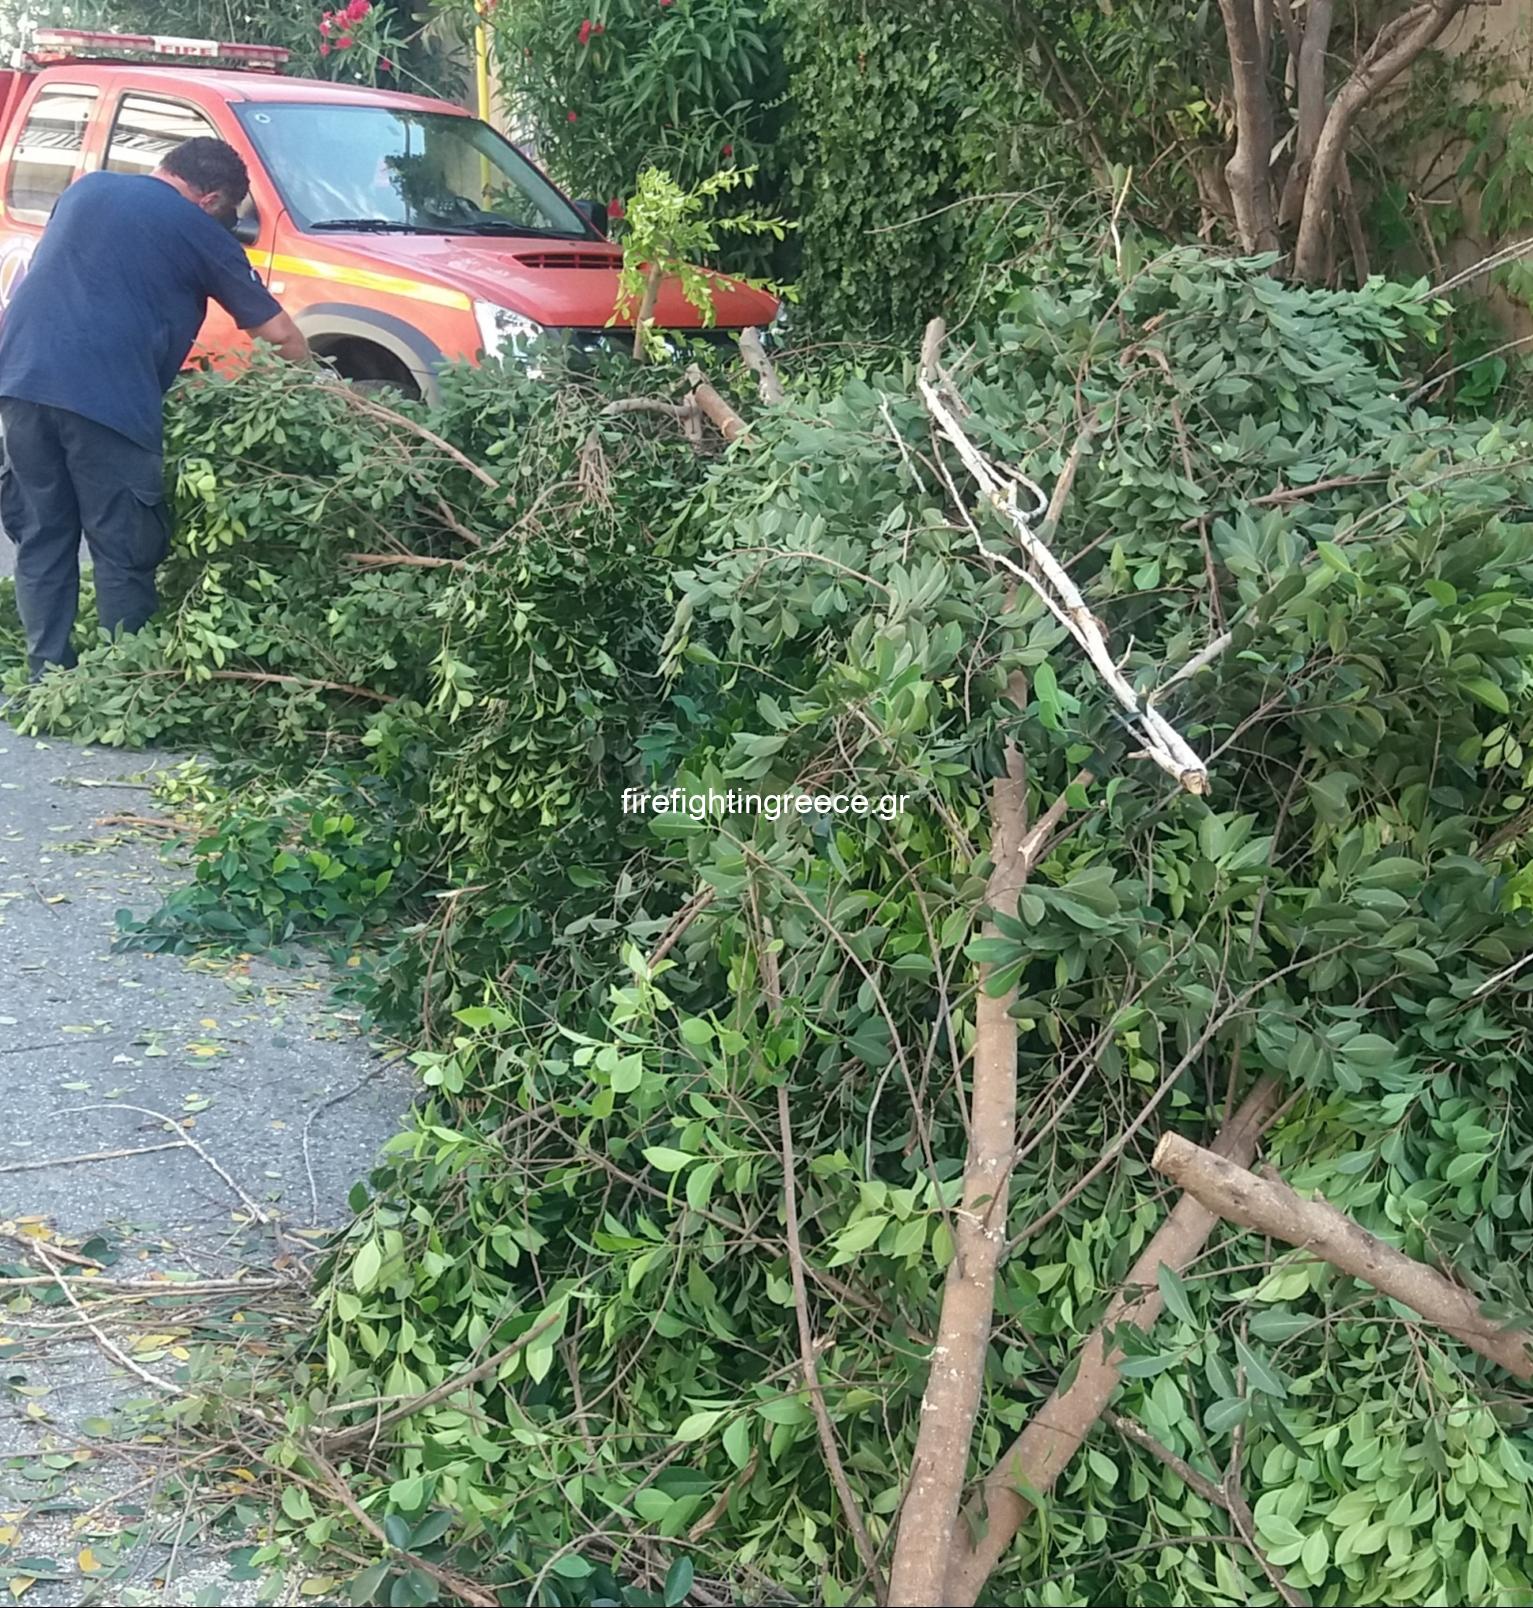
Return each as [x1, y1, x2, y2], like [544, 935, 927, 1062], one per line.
[265, 252, 471, 310]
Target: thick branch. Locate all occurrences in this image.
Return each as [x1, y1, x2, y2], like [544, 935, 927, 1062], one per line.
[1152, 1134, 1533, 1378]
[1293, 0, 1469, 281]
[631, 264, 665, 362]
[1215, 0, 1281, 252]
[943, 1077, 1283, 1605]
[888, 758, 1030, 1605]
[686, 364, 750, 442]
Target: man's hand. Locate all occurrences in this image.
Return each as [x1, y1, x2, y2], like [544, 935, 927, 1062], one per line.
[249, 310, 310, 365]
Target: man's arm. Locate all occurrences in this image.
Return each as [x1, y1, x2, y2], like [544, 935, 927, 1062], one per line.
[248, 310, 310, 365]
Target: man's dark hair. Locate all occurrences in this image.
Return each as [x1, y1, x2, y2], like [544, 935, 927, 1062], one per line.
[159, 138, 251, 206]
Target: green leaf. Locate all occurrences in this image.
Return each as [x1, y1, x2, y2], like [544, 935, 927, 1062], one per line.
[1234, 1337, 1288, 1398]
[723, 1415, 752, 1470]
[643, 1146, 696, 1173]
[664, 1556, 695, 1606]
[1462, 676, 1509, 714]
[1156, 1263, 1196, 1325]
[828, 1214, 889, 1265]
[1205, 1397, 1249, 1435]
[675, 1409, 725, 1442]
[352, 1239, 382, 1295]
[1301, 1528, 1329, 1577]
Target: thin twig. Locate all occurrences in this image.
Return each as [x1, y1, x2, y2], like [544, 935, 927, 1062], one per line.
[1107, 1412, 1309, 1607]
[777, 1081, 888, 1603]
[0, 1141, 188, 1176]
[302, 1069, 384, 1224]
[318, 1310, 561, 1449]
[67, 1103, 274, 1228]
[30, 1243, 183, 1397]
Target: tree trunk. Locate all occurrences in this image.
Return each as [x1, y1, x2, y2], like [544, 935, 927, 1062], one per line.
[887, 758, 1029, 1605]
[1152, 1134, 1533, 1379]
[942, 1077, 1283, 1605]
[1215, 0, 1280, 253]
[1277, 0, 1334, 227]
[1292, 0, 1469, 281]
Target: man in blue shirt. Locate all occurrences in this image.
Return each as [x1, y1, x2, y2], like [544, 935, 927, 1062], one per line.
[0, 137, 308, 678]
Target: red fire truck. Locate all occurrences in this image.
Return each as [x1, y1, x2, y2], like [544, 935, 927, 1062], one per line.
[0, 29, 779, 400]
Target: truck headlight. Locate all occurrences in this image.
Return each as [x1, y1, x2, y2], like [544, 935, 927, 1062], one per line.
[474, 301, 542, 361]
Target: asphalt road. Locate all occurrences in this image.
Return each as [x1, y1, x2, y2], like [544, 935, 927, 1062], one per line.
[0, 726, 415, 1602]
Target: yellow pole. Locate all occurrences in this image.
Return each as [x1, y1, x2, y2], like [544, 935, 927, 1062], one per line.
[474, 18, 492, 123]
[475, 13, 493, 200]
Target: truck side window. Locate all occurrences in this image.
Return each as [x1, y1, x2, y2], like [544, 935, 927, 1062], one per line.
[7, 84, 98, 223]
[106, 94, 220, 176]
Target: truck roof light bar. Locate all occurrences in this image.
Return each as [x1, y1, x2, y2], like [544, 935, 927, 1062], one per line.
[25, 29, 289, 71]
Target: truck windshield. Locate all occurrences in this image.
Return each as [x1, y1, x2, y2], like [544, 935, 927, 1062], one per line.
[233, 104, 592, 238]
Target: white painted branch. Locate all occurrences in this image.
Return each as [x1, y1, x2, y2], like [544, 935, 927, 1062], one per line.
[918, 378, 1209, 795]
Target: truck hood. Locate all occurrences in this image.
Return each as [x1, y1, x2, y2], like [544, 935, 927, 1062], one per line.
[324, 232, 778, 330]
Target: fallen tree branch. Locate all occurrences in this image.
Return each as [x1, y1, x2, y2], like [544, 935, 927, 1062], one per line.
[141, 668, 396, 704]
[943, 1076, 1283, 1604]
[346, 552, 465, 570]
[1152, 1134, 1533, 1379]
[778, 1081, 887, 1603]
[888, 753, 1031, 1604]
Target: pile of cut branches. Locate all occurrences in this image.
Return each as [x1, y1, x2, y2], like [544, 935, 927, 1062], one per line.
[15, 249, 1533, 1607]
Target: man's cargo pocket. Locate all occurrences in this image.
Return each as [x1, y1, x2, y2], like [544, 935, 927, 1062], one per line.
[129, 486, 172, 568]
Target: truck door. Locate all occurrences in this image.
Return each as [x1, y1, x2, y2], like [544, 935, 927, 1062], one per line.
[0, 79, 100, 314]
[99, 90, 274, 369]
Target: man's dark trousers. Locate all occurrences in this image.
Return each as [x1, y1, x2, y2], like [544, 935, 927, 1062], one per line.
[0, 399, 170, 678]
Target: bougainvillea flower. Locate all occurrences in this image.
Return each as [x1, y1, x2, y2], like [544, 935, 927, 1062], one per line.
[578, 18, 593, 44]
[607, 196, 625, 219]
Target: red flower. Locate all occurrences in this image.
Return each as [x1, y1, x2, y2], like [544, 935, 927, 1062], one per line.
[578, 18, 592, 43]
[567, 110, 578, 122]
[722, 143, 733, 157]
[337, 33, 352, 47]
[606, 196, 624, 219]
[319, 39, 330, 53]
[318, 16, 331, 31]
[593, 20, 605, 32]
[659, 0, 673, 7]
[380, 55, 393, 70]
[345, 0, 370, 18]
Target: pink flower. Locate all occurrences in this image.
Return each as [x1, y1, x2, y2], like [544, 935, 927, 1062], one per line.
[607, 196, 624, 219]
[722, 143, 733, 157]
[593, 20, 605, 32]
[578, 18, 592, 44]
[659, 0, 674, 8]
[380, 55, 393, 70]
[319, 39, 330, 53]
[337, 33, 352, 47]
[318, 14, 331, 32]
[345, 0, 370, 19]
[567, 109, 578, 122]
